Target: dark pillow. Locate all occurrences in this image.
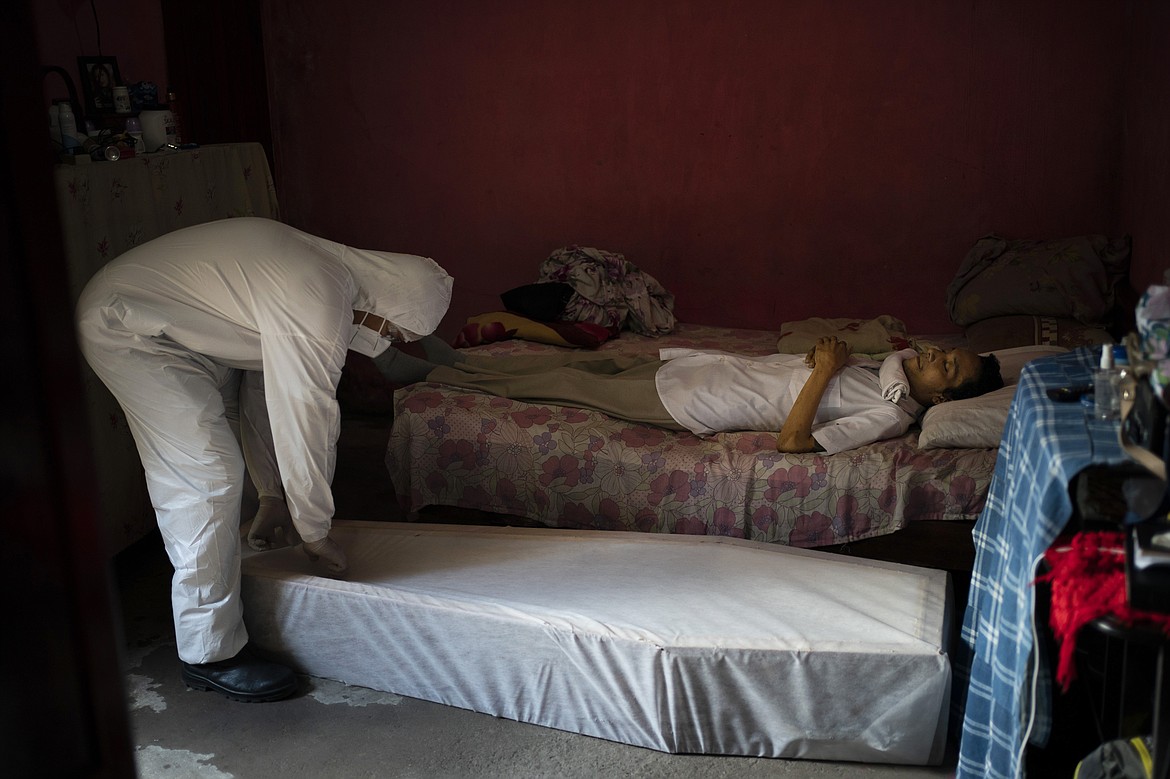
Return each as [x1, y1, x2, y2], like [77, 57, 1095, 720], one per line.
[500, 282, 575, 322]
[946, 234, 1131, 327]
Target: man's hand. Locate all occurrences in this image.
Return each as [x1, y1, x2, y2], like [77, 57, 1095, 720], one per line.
[779, 336, 851, 453]
[247, 496, 302, 551]
[303, 535, 348, 577]
[805, 336, 851, 371]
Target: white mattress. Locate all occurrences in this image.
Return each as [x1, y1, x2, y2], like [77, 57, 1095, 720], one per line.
[241, 521, 952, 764]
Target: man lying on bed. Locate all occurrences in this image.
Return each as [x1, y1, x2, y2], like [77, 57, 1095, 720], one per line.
[377, 335, 1003, 454]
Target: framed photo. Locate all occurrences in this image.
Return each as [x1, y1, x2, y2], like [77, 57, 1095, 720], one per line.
[78, 56, 122, 115]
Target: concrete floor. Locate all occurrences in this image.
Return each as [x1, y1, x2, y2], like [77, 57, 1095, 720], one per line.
[115, 413, 960, 778]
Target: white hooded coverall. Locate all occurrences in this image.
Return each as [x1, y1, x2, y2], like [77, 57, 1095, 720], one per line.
[75, 217, 452, 664]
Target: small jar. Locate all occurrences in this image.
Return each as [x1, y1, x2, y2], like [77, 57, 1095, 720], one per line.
[113, 86, 132, 114]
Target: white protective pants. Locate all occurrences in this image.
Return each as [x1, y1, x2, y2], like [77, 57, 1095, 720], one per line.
[78, 302, 256, 664]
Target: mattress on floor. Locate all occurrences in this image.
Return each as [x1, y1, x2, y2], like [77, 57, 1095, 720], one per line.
[241, 521, 953, 764]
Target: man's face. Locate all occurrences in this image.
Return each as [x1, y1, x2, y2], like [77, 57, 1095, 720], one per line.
[903, 347, 983, 406]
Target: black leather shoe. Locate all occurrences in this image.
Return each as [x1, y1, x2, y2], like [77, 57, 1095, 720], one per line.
[181, 647, 298, 702]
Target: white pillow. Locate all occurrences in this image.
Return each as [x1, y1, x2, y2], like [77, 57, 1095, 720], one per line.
[918, 345, 1070, 449]
[991, 344, 1071, 384]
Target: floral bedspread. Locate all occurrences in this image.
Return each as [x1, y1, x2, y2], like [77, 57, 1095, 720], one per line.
[386, 324, 996, 547]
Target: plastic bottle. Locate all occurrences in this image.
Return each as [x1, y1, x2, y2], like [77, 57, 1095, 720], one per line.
[125, 116, 146, 155]
[57, 100, 81, 154]
[165, 88, 184, 144]
[1094, 345, 1121, 421]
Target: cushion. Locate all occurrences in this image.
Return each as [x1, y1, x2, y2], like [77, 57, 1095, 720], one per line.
[918, 345, 1068, 449]
[946, 234, 1131, 327]
[776, 315, 914, 357]
[965, 315, 1114, 353]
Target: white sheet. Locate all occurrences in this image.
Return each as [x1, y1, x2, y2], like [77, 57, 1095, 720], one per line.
[241, 521, 952, 764]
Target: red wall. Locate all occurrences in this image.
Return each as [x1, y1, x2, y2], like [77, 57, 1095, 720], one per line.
[260, 0, 1129, 337]
[1119, 0, 1170, 293]
[34, 0, 168, 110]
[32, 1, 1166, 338]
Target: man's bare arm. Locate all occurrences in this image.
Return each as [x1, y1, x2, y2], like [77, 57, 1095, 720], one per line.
[776, 336, 851, 453]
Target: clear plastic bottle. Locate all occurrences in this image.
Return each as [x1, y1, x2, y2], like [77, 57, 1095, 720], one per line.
[1094, 345, 1121, 421]
[57, 100, 81, 154]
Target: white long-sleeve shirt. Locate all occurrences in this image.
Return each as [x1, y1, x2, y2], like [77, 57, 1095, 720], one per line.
[654, 348, 919, 454]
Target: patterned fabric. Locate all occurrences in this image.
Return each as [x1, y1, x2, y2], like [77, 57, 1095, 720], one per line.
[954, 348, 1129, 779]
[1137, 284, 1170, 400]
[386, 324, 997, 546]
[776, 314, 915, 358]
[55, 143, 280, 305]
[539, 246, 676, 335]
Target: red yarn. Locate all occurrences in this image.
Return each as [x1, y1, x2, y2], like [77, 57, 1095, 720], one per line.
[1037, 531, 1170, 691]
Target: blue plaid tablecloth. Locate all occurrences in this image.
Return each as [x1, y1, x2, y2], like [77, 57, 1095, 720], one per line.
[954, 348, 1130, 778]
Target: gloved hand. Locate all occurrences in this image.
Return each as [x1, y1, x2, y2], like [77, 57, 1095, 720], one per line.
[302, 535, 348, 577]
[247, 496, 302, 551]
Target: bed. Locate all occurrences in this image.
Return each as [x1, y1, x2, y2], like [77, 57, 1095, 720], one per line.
[385, 323, 1046, 570]
[383, 234, 1127, 570]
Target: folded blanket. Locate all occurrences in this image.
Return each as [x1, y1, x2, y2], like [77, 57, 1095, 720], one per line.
[777, 315, 914, 357]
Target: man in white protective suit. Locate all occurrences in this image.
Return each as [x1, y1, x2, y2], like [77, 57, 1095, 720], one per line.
[76, 217, 453, 702]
